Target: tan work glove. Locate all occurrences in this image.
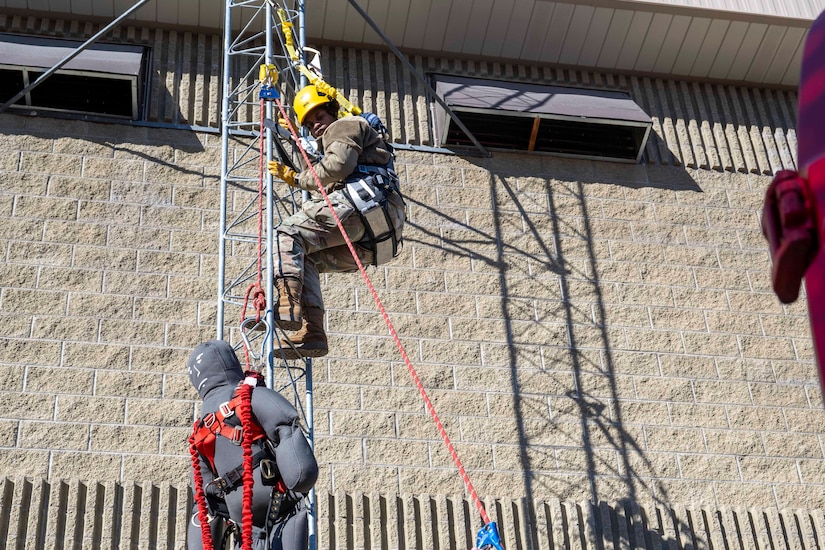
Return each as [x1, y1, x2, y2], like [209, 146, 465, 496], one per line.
[268, 161, 298, 187]
[278, 116, 296, 135]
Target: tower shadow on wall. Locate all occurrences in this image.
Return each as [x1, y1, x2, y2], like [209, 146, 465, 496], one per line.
[402, 153, 702, 548]
[498, 157, 706, 548]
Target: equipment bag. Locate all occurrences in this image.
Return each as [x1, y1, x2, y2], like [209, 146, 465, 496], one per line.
[343, 165, 403, 266]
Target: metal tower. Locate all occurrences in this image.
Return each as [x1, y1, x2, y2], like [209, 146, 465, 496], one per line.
[216, 0, 316, 545]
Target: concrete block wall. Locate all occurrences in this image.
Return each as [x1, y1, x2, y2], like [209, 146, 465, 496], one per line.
[0, 114, 217, 485]
[0, 11, 821, 548]
[318, 150, 819, 511]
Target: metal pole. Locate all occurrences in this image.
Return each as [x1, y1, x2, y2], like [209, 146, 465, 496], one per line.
[345, 0, 491, 157]
[264, 0, 277, 386]
[295, 4, 318, 548]
[217, 0, 234, 340]
[0, 0, 153, 114]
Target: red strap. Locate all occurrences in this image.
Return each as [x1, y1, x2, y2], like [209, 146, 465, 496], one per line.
[191, 390, 267, 473]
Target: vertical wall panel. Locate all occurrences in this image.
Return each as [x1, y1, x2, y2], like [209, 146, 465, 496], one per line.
[0, 478, 189, 550]
[669, 79, 697, 168]
[657, 78, 685, 166]
[46, 490, 800, 550]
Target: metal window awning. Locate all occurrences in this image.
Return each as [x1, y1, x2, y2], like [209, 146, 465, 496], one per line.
[0, 33, 145, 76]
[432, 74, 653, 163]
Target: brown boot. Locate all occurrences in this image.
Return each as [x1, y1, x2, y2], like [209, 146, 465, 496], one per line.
[276, 277, 303, 331]
[278, 306, 328, 360]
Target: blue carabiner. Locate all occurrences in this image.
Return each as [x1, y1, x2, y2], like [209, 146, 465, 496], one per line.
[474, 522, 504, 550]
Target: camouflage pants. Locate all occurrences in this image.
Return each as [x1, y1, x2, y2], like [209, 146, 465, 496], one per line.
[275, 189, 404, 310]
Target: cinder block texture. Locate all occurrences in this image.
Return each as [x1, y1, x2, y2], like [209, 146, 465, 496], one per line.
[1, 104, 815, 516]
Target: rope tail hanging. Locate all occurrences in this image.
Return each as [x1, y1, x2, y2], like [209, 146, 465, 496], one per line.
[239, 94, 270, 368]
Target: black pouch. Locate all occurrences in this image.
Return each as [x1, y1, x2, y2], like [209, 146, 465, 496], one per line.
[343, 172, 401, 266]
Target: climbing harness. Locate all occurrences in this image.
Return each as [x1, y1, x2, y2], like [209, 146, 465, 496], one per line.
[190, 384, 268, 473]
[343, 164, 404, 266]
[262, 31, 406, 269]
[190, 325, 288, 550]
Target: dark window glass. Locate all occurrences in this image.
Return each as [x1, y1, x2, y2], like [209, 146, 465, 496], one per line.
[28, 71, 134, 117]
[534, 119, 643, 161]
[445, 111, 534, 150]
[0, 68, 25, 105]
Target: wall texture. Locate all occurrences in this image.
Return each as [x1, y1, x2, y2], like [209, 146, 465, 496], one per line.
[0, 10, 821, 550]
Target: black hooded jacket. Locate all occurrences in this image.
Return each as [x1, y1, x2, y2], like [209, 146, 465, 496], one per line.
[187, 340, 318, 549]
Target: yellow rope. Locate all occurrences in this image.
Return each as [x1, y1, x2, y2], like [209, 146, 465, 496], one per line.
[278, 8, 362, 118]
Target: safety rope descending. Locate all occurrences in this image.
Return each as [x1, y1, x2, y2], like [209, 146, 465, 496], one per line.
[272, 98, 495, 534]
[252, 29, 503, 542]
[207, 77, 281, 550]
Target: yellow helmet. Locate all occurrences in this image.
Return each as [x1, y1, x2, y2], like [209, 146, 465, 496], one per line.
[293, 84, 334, 125]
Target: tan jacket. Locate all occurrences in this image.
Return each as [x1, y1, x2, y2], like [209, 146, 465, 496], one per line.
[295, 115, 393, 194]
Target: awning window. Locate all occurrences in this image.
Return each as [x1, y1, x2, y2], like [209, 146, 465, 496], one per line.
[432, 74, 652, 163]
[0, 34, 147, 119]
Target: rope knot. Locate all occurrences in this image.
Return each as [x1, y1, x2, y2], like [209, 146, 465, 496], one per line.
[252, 288, 267, 313]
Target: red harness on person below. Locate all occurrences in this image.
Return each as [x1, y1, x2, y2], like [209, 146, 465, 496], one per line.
[190, 386, 268, 475]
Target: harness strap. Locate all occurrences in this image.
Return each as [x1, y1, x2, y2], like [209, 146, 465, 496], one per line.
[218, 446, 270, 491]
[344, 164, 405, 266]
[356, 164, 402, 193]
[191, 387, 268, 473]
[356, 164, 391, 176]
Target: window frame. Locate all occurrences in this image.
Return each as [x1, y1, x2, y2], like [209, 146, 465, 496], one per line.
[431, 73, 652, 163]
[0, 33, 149, 121]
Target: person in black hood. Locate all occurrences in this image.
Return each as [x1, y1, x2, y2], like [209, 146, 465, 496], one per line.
[187, 339, 318, 550]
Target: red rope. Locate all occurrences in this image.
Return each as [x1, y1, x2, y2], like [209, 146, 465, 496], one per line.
[189, 425, 215, 549]
[256, 96, 267, 295]
[274, 99, 491, 527]
[240, 97, 270, 369]
[237, 379, 256, 550]
[215, 99, 266, 550]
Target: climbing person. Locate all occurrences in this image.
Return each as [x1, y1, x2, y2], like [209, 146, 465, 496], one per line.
[187, 339, 318, 550]
[267, 83, 405, 360]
